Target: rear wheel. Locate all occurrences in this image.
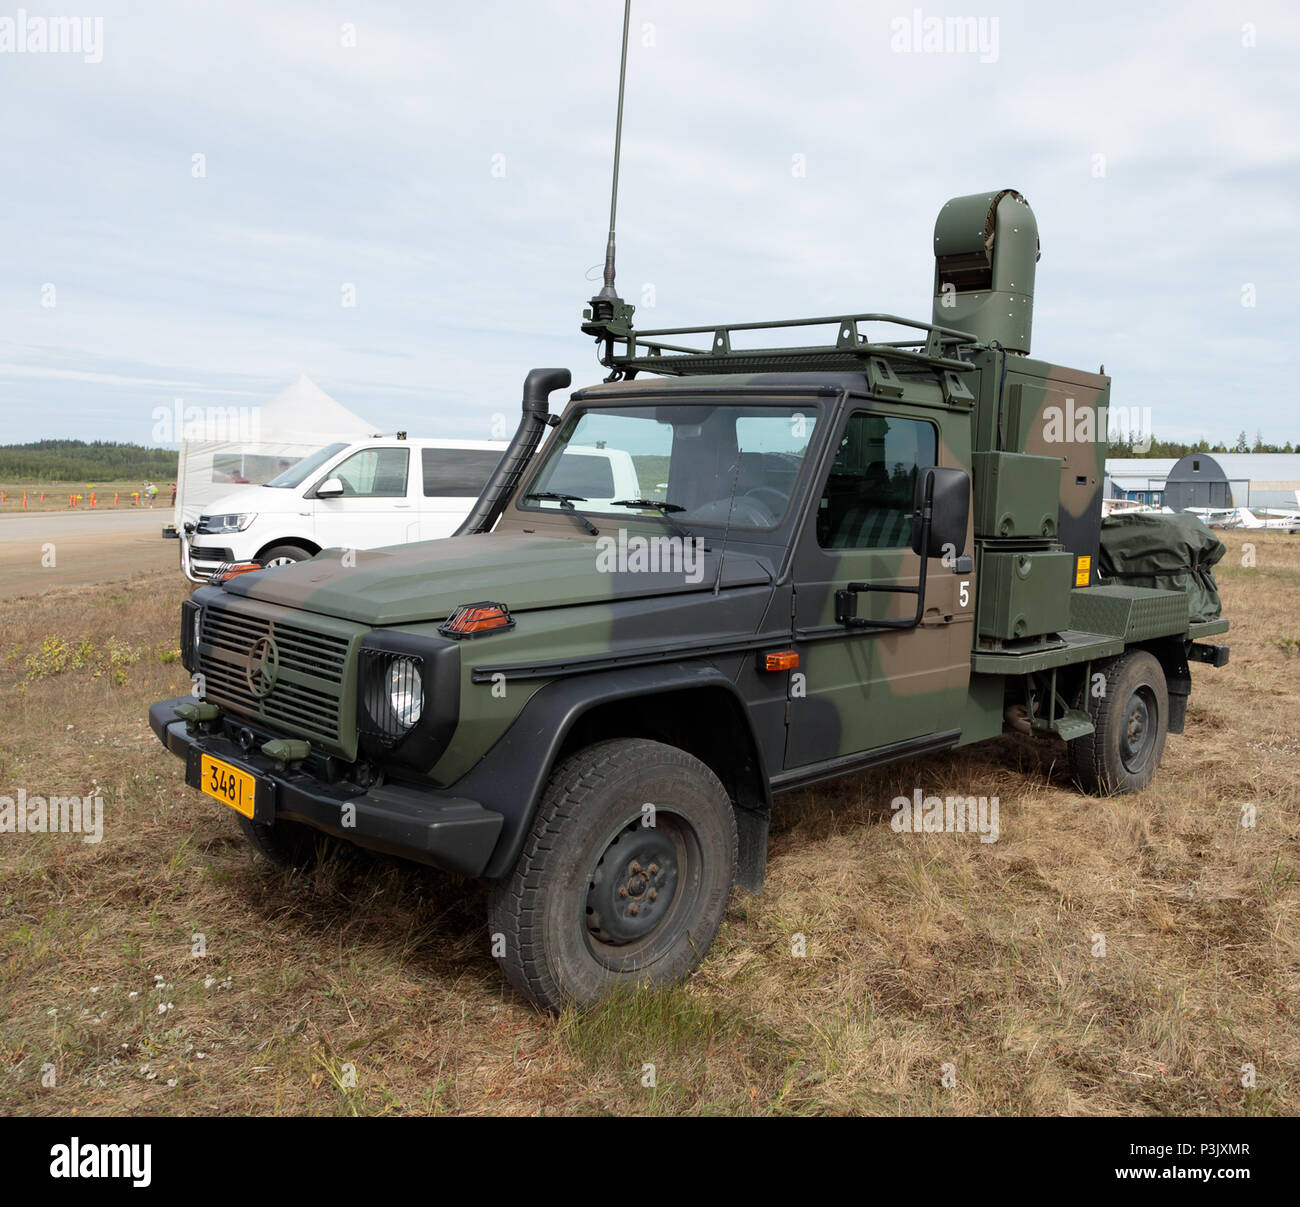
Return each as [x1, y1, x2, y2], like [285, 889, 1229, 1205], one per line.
[488, 738, 737, 1012]
[1069, 649, 1169, 794]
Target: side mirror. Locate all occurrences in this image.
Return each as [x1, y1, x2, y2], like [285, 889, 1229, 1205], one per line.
[316, 478, 345, 499]
[911, 466, 970, 559]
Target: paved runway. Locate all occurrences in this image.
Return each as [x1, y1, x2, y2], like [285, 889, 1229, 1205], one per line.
[0, 509, 182, 598]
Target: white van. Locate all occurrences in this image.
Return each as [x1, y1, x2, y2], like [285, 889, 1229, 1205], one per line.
[181, 437, 506, 582]
[180, 436, 642, 582]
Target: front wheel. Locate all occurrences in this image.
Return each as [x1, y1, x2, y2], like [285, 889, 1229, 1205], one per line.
[236, 813, 332, 870]
[258, 544, 312, 568]
[488, 739, 737, 1012]
[1069, 649, 1169, 794]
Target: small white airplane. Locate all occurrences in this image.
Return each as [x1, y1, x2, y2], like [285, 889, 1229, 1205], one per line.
[1229, 506, 1300, 532]
[1101, 498, 1172, 517]
[1183, 506, 1241, 528]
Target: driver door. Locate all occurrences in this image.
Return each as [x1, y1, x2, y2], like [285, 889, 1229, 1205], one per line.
[311, 446, 416, 552]
[785, 406, 974, 769]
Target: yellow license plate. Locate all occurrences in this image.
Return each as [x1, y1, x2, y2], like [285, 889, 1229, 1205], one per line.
[200, 754, 255, 819]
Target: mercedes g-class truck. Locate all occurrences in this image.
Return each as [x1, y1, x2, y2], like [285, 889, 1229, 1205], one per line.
[151, 191, 1229, 1011]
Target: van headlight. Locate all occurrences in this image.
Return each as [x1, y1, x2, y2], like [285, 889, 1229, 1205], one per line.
[199, 513, 257, 534]
[385, 658, 424, 728]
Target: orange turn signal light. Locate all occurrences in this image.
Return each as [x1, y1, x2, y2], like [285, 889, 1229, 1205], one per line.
[760, 650, 800, 673]
[439, 602, 516, 638]
[210, 561, 264, 584]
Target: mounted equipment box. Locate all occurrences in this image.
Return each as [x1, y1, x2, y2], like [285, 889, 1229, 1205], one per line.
[972, 451, 1060, 539]
[978, 549, 1075, 640]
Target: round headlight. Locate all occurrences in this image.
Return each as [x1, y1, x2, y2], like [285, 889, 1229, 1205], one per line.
[385, 658, 423, 728]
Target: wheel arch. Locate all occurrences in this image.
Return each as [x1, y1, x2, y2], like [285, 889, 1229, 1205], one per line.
[1131, 636, 1191, 735]
[465, 664, 773, 891]
[253, 536, 321, 562]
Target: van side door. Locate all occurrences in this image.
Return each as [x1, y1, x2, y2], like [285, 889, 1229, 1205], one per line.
[310, 445, 415, 552]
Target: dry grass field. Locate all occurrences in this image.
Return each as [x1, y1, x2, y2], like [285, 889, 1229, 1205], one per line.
[1, 531, 1296, 1116]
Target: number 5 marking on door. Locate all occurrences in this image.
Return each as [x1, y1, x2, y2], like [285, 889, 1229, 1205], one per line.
[959, 580, 970, 608]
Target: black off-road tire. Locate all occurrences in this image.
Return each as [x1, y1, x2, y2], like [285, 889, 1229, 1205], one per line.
[488, 738, 738, 1013]
[1069, 649, 1169, 794]
[236, 814, 331, 869]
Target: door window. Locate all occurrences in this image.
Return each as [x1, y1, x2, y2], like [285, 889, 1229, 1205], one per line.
[817, 414, 936, 549]
[326, 448, 409, 498]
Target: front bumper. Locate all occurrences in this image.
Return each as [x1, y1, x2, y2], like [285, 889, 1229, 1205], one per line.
[149, 696, 502, 876]
[180, 538, 230, 584]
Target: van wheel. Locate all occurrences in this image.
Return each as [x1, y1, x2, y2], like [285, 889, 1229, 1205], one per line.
[488, 739, 737, 1013]
[258, 544, 311, 568]
[1070, 649, 1168, 794]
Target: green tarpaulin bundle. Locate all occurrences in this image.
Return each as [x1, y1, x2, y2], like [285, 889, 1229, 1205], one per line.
[1097, 511, 1226, 623]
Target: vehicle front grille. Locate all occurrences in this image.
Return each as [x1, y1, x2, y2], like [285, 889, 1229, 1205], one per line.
[197, 599, 356, 752]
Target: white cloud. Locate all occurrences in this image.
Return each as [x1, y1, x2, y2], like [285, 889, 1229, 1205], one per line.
[0, 0, 1297, 445]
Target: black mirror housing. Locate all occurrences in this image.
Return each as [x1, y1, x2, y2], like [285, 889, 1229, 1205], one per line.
[911, 466, 970, 559]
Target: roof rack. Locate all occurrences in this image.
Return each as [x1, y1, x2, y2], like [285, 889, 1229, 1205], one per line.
[583, 312, 983, 377]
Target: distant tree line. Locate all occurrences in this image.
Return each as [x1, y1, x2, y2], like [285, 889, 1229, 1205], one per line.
[0, 440, 179, 482]
[1108, 430, 1296, 457]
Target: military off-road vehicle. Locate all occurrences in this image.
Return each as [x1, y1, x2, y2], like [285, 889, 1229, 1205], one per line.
[150, 180, 1229, 1010]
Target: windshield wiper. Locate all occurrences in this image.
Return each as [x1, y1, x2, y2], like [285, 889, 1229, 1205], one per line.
[609, 499, 695, 540]
[523, 491, 599, 536]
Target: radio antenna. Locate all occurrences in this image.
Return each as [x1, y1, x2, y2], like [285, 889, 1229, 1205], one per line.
[581, 0, 637, 370]
[601, 0, 631, 304]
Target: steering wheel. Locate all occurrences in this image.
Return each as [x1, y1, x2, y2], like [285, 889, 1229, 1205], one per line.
[743, 486, 789, 518]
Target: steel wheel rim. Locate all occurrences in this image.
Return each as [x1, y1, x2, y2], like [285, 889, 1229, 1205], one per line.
[1120, 684, 1159, 774]
[582, 811, 702, 970]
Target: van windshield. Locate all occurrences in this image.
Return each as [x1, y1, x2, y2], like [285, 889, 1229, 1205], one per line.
[522, 402, 818, 530]
[264, 443, 349, 488]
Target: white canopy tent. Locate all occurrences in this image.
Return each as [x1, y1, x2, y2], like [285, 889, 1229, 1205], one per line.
[172, 375, 374, 530]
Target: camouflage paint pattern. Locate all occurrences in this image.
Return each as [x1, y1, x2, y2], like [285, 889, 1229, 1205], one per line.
[158, 188, 1214, 873]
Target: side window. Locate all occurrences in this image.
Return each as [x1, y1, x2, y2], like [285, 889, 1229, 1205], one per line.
[422, 448, 503, 497]
[326, 448, 409, 498]
[816, 414, 936, 549]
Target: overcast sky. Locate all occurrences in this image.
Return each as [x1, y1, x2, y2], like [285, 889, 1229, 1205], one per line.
[1, 0, 1297, 449]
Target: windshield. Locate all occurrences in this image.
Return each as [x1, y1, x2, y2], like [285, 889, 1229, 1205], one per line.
[264, 443, 349, 488]
[522, 403, 818, 529]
